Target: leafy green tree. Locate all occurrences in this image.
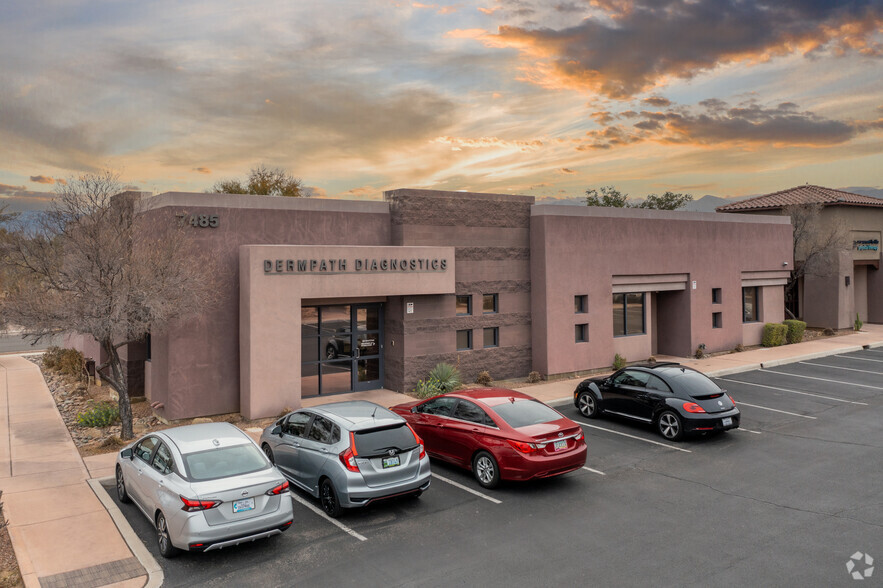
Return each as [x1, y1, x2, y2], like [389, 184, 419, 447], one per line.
[585, 186, 692, 210]
[210, 164, 303, 197]
[585, 185, 629, 207]
[635, 191, 693, 210]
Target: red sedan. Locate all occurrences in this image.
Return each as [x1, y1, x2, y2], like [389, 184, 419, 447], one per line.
[390, 389, 587, 489]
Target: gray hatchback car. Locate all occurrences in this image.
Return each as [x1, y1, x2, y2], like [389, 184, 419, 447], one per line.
[260, 401, 431, 517]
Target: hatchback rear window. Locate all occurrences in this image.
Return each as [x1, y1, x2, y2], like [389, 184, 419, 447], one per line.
[490, 400, 562, 428]
[183, 444, 268, 481]
[353, 424, 417, 457]
[668, 369, 721, 398]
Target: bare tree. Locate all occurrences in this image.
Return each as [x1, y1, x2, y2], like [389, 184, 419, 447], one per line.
[210, 164, 303, 197]
[782, 202, 850, 318]
[0, 170, 218, 439]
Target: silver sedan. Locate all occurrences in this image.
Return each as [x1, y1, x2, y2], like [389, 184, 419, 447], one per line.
[115, 422, 294, 557]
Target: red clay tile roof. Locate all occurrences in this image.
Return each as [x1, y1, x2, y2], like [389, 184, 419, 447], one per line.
[716, 185, 883, 212]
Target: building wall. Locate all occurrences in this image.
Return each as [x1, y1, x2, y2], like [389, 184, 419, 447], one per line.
[531, 206, 792, 376]
[386, 189, 534, 391]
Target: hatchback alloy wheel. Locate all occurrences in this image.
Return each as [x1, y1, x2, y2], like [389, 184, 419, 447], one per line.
[320, 479, 342, 518]
[657, 410, 683, 441]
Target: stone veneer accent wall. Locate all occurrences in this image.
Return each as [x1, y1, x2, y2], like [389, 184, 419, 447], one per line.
[385, 189, 535, 393]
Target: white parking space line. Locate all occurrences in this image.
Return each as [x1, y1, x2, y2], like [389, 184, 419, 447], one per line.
[863, 348, 883, 355]
[432, 474, 502, 504]
[801, 362, 883, 377]
[582, 466, 607, 475]
[836, 354, 883, 364]
[573, 420, 692, 453]
[736, 401, 817, 419]
[765, 369, 883, 391]
[719, 378, 868, 405]
[734, 427, 762, 434]
[289, 491, 368, 542]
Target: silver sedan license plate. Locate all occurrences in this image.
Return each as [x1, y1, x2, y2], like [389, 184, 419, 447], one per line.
[382, 456, 400, 469]
[722, 417, 733, 426]
[233, 498, 255, 513]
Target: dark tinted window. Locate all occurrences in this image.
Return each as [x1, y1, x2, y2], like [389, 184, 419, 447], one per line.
[184, 444, 268, 481]
[669, 369, 722, 397]
[134, 437, 158, 463]
[646, 375, 670, 392]
[419, 396, 458, 416]
[353, 425, 417, 456]
[308, 415, 336, 444]
[457, 330, 472, 350]
[490, 400, 562, 428]
[151, 442, 173, 475]
[452, 400, 495, 426]
[614, 369, 649, 387]
[284, 412, 312, 437]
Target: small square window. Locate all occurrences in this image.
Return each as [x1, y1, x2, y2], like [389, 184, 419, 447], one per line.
[575, 295, 588, 313]
[575, 323, 588, 342]
[456, 295, 472, 316]
[483, 327, 499, 348]
[483, 293, 498, 314]
[712, 312, 722, 329]
[712, 288, 722, 304]
[456, 330, 472, 350]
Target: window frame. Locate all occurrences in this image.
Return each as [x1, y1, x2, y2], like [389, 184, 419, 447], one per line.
[711, 288, 722, 304]
[483, 327, 499, 348]
[456, 295, 472, 316]
[482, 293, 498, 314]
[613, 292, 646, 337]
[712, 312, 722, 329]
[456, 329, 473, 351]
[742, 286, 759, 323]
[574, 295, 588, 314]
[575, 323, 588, 343]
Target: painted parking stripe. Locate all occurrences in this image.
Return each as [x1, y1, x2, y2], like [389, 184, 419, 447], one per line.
[764, 369, 883, 391]
[836, 354, 883, 364]
[289, 491, 368, 542]
[432, 474, 502, 504]
[801, 362, 883, 377]
[573, 420, 692, 453]
[582, 466, 607, 475]
[736, 401, 817, 419]
[718, 378, 868, 405]
[734, 427, 762, 434]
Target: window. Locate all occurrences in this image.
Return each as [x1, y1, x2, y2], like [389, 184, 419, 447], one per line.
[646, 375, 670, 392]
[712, 312, 722, 329]
[613, 292, 645, 336]
[483, 327, 499, 348]
[353, 424, 418, 454]
[183, 444, 268, 481]
[456, 295, 472, 315]
[483, 293, 498, 314]
[307, 415, 337, 444]
[151, 443, 173, 475]
[134, 437, 158, 463]
[283, 412, 312, 437]
[418, 396, 458, 416]
[575, 323, 588, 343]
[743, 287, 759, 323]
[457, 329, 472, 350]
[452, 400, 496, 427]
[613, 369, 649, 387]
[575, 295, 588, 313]
[712, 288, 722, 304]
[491, 399, 562, 428]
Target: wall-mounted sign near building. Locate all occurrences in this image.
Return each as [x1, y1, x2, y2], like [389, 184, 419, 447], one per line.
[851, 231, 882, 261]
[406, 302, 414, 314]
[263, 256, 449, 274]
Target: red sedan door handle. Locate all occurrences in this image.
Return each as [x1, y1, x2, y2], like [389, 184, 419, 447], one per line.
[470, 427, 480, 432]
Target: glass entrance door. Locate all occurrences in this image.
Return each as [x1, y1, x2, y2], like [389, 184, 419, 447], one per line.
[301, 303, 383, 396]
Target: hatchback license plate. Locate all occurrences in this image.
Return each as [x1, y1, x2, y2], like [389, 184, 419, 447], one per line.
[554, 439, 568, 451]
[721, 417, 733, 426]
[382, 456, 400, 469]
[233, 498, 255, 513]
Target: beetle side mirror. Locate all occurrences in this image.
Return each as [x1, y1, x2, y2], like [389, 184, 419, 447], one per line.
[270, 425, 282, 436]
[120, 448, 133, 460]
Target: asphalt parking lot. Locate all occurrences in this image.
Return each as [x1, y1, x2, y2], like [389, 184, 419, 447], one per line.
[101, 349, 883, 586]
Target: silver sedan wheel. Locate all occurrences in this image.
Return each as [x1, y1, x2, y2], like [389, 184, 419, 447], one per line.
[476, 455, 495, 485]
[659, 412, 680, 439]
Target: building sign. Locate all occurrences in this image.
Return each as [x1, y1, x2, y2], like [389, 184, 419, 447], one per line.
[851, 231, 881, 261]
[264, 257, 448, 274]
[853, 239, 879, 251]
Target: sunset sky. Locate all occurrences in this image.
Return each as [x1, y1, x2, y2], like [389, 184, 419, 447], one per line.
[1, 0, 882, 211]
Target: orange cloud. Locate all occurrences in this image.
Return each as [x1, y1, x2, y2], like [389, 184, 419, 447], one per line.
[444, 28, 487, 39]
[193, 167, 212, 174]
[558, 168, 577, 174]
[29, 175, 56, 184]
[433, 135, 544, 151]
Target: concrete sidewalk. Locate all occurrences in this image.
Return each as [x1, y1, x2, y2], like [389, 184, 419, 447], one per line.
[513, 323, 883, 405]
[0, 355, 148, 588]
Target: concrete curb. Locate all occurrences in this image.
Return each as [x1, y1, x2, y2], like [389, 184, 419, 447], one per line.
[704, 364, 763, 378]
[87, 477, 164, 588]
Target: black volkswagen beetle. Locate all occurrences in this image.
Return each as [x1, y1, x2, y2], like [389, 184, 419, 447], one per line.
[573, 362, 739, 441]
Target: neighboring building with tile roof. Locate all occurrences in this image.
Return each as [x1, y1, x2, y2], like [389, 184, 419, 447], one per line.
[717, 185, 882, 330]
[716, 185, 883, 212]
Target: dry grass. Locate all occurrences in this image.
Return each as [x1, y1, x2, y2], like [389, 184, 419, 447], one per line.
[0, 496, 23, 588]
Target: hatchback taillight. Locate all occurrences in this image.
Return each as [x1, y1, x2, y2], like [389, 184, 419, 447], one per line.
[180, 496, 222, 512]
[266, 480, 289, 496]
[339, 431, 360, 472]
[682, 402, 706, 413]
[405, 423, 426, 459]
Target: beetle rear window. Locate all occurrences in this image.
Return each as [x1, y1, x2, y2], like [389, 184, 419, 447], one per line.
[183, 444, 268, 481]
[490, 400, 563, 428]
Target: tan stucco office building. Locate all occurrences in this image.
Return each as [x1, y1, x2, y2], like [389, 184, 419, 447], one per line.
[72, 189, 793, 421]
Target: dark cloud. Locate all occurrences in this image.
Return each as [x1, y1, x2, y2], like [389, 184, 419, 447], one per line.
[591, 111, 614, 125]
[558, 167, 577, 174]
[491, 0, 883, 98]
[643, 96, 671, 107]
[29, 175, 55, 184]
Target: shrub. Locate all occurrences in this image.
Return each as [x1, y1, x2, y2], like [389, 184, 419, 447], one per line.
[734, 343, 745, 353]
[613, 353, 626, 370]
[77, 402, 119, 428]
[855, 313, 863, 332]
[476, 371, 493, 386]
[42, 346, 85, 377]
[694, 343, 706, 359]
[429, 363, 461, 393]
[761, 323, 788, 347]
[823, 328, 835, 336]
[527, 371, 542, 383]
[783, 319, 807, 344]
[42, 346, 64, 370]
[414, 377, 444, 399]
